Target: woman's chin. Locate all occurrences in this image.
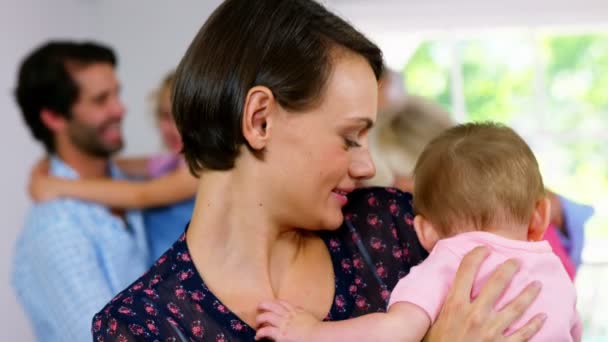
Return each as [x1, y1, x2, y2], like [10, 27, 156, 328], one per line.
[319, 211, 345, 231]
[295, 208, 344, 232]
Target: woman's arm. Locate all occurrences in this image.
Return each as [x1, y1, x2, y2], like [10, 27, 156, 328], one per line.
[30, 162, 198, 209]
[424, 247, 545, 342]
[114, 156, 153, 178]
[255, 300, 430, 342]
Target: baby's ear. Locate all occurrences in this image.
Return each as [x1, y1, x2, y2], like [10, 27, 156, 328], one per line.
[528, 197, 551, 241]
[413, 215, 440, 251]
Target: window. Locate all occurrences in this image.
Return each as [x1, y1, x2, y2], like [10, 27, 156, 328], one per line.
[403, 30, 608, 339]
[403, 30, 608, 240]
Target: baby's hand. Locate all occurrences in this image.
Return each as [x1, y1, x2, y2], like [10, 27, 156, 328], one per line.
[255, 300, 321, 342]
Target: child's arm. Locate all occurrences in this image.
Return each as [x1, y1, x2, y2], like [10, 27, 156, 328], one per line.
[30, 162, 198, 209]
[255, 300, 430, 342]
[114, 156, 152, 178]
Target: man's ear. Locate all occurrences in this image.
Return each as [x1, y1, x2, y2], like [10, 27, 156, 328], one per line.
[242, 86, 275, 151]
[40, 108, 68, 133]
[528, 196, 551, 241]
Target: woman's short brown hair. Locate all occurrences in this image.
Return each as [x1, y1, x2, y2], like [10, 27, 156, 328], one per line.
[413, 122, 545, 236]
[173, 0, 383, 174]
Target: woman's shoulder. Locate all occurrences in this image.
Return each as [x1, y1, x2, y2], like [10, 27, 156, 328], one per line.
[331, 187, 427, 287]
[344, 187, 414, 216]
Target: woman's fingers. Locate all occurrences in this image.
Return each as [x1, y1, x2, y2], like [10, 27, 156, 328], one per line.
[474, 259, 520, 312]
[494, 281, 543, 334]
[505, 313, 547, 341]
[451, 246, 490, 301]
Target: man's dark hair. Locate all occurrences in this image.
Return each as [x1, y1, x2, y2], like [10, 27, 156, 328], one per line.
[15, 41, 117, 153]
[173, 0, 384, 174]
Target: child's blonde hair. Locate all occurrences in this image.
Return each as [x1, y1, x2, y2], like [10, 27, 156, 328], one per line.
[150, 70, 176, 119]
[366, 95, 454, 187]
[413, 122, 545, 236]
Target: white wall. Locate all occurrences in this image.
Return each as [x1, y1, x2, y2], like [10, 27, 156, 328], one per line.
[0, 1, 101, 339]
[96, 0, 223, 156]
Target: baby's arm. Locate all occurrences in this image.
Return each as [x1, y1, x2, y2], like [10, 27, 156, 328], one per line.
[255, 300, 430, 342]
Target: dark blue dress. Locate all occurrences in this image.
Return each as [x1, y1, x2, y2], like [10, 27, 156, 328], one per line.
[92, 187, 427, 341]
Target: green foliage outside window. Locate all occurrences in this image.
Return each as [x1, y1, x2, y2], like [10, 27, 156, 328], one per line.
[403, 32, 608, 238]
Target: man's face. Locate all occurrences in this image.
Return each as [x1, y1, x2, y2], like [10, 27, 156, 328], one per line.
[67, 63, 125, 158]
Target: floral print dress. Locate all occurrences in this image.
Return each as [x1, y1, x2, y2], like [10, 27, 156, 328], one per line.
[92, 187, 427, 341]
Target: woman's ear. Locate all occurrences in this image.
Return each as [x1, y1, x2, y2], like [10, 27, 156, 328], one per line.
[413, 215, 440, 252]
[528, 196, 551, 241]
[242, 86, 274, 151]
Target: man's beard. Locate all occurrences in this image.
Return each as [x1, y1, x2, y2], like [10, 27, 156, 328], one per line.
[66, 117, 123, 158]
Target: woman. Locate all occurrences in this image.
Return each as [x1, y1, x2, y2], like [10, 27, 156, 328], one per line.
[91, 0, 545, 340]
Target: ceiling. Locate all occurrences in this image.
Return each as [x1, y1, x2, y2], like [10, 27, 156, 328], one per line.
[325, 0, 608, 32]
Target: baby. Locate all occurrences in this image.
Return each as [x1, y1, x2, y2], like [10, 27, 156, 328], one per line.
[255, 122, 581, 341]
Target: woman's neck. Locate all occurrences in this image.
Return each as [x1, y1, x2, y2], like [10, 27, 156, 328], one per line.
[186, 168, 336, 326]
[186, 169, 309, 297]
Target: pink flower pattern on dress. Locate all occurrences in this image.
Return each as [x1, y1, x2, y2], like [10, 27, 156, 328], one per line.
[92, 188, 427, 341]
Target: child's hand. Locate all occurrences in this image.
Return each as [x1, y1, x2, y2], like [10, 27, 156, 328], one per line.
[255, 300, 320, 342]
[28, 158, 57, 202]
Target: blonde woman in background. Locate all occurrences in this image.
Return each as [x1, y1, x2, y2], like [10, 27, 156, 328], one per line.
[366, 94, 454, 192]
[29, 71, 198, 262]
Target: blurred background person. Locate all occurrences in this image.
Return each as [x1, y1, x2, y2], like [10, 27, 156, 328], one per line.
[366, 93, 453, 192]
[11, 40, 150, 342]
[29, 70, 198, 262]
[546, 189, 595, 277]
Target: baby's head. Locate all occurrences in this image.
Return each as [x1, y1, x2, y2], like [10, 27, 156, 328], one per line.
[412, 122, 550, 251]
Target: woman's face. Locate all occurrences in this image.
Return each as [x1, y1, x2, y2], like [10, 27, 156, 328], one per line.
[157, 86, 182, 153]
[264, 51, 378, 230]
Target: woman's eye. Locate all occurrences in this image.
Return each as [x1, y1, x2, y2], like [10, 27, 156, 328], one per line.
[343, 137, 361, 149]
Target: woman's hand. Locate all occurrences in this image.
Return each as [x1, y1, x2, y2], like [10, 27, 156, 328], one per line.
[28, 158, 58, 202]
[425, 247, 546, 342]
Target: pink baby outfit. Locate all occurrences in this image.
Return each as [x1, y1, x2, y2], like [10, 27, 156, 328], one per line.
[389, 231, 581, 341]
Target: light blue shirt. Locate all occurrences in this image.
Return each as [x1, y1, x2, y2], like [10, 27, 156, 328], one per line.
[144, 197, 194, 262]
[11, 157, 149, 342]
